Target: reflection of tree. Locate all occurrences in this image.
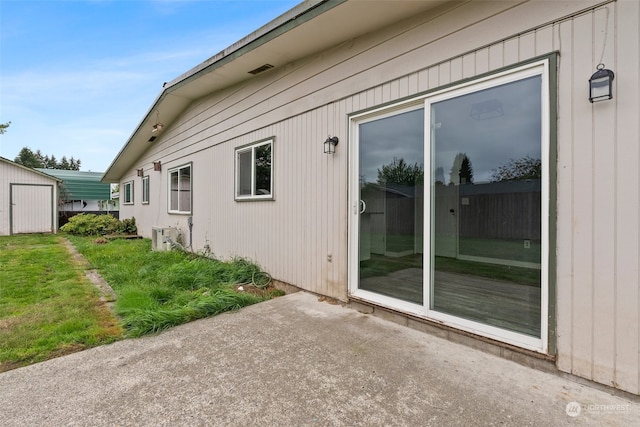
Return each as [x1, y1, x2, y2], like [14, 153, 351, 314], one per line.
[490, 155, 541, 182]
[255, 144, 271, 193]
[377, 157, 424, 186]
[435, 167, 445, 185]
[449, 153, 473, 185]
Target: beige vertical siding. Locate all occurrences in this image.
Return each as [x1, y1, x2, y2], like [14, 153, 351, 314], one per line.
[614, 0, 640, 395]
[117, 0, 640, 394]
[552, 0, 640, 394]
[0, 160, 59, 235]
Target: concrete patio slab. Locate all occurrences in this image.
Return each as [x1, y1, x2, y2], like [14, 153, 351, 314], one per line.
[1, 292, 638, 426]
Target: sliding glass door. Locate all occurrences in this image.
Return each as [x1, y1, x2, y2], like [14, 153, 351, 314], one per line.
[427, 70, 547, 346]
[351, 60, 549, 351]
[357, 108, 424, 306]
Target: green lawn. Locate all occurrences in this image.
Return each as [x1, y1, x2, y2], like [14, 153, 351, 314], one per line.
[0, 234, 282, 372]
[0, 235, 123, 372]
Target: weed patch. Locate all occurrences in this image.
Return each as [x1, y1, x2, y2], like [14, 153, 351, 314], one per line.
[68, 236, 283, 337]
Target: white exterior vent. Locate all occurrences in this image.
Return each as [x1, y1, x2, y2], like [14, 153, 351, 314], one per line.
[151, 227, 178, 251]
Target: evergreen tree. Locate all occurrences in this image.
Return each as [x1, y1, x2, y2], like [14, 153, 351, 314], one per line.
[13, 147, 81, 170]
[449, 153, 474, 185]
[459, 155, 473, 184]
[14, 147, 43, 168]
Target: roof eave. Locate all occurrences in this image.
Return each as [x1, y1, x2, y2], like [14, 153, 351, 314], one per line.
[102, 0, 338, 183]
[102, 0, 450, 183]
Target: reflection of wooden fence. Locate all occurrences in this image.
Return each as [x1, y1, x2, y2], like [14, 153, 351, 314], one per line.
[361, 184, 421, 255]
[458, 181, 541, 241]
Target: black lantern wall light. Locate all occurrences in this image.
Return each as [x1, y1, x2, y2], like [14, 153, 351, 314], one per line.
[589, 6, 614, 103]
[589, 63, 615, 103]
[324, 135, 339, 154]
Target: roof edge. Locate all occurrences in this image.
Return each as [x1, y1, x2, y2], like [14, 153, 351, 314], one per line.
[166, 0, 333, 90]
[102, 0, 344, 182]
[0, 156, 63, 182]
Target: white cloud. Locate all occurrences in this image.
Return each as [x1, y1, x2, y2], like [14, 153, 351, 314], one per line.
[0, 0, 299, 171]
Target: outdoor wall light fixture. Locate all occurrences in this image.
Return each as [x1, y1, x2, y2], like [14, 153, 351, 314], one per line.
[151, 110, 164, 134]
[589, 64, 615, 103]
[153, 161, 161, 171]
[137, 168, 144, 177]
[324, 136, 339, 154]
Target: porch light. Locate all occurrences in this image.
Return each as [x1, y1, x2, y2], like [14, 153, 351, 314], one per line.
[589, 64, 614, 103]
[151, 110, 164, 134]
[324, 136, 339, 154]
[137, 168, 144, 177]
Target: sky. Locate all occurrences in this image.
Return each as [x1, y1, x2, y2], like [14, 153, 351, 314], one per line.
[0, 0, 300, 172]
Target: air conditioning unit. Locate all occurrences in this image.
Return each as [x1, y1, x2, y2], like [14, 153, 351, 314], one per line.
[151, 227, 178, 251]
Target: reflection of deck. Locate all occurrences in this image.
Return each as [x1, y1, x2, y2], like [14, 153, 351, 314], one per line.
[359, 269, 540, 337]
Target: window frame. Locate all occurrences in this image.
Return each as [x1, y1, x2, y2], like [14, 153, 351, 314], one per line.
[234, 138, 274, 201]
[167, 163, 192, 214]
[122, 180, 134, 205]
[348, 57, 554, 354]
[422, 61, 550, 353]
[142, 175, 150, 205]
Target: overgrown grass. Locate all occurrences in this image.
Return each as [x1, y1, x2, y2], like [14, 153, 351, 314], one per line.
[1, 235, 283, 371]
[68, 236, 283, 337]
[0, 235, 123, 371]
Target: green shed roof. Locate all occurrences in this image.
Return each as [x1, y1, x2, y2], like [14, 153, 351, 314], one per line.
[36, 169, 110, 200]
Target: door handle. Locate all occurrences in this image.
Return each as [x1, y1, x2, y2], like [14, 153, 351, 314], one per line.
[359, 200, 366, 214]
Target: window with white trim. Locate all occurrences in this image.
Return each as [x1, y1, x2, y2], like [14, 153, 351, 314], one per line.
[168, 164, 191, 214]
[123, 181, 133, 205]
[235, 139, 273, 200]
[142, 176, 150, 204]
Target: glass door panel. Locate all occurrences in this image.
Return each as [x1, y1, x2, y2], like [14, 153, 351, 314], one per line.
[429, 75, 543, 337]
[358, 108, 424, 305]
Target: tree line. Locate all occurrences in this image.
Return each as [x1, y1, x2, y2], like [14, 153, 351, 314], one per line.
[13, 147, 82, 171]
[1, 122, 82, 170]
[375, 152, 540, 187]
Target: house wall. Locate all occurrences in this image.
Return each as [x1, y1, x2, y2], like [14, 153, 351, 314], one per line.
[119, 0, 640, 394]
[0, 160, 59, 236]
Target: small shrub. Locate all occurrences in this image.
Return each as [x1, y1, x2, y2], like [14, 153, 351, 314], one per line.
[118, 217, 137, 235]
[61, 214, 120, 236]
[61, 214, 137, 236]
